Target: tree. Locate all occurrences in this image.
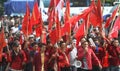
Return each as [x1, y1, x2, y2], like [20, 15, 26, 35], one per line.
[0, 0, 7, 16]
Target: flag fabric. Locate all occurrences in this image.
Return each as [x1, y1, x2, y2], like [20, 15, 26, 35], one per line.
[48, 0, 64, 15]
[48, 0, 57, 14]
[30, 1, 40, 25]
[74, 22, 85, 46]
[0, 28, 7, 61]
[0, 28, 6, 49]
[72, 4, 93, 26]
[97, 0, 103, 27]
[22, 3, 32, 36]
[49, 12, 61, 45]
[48, 0, 64, 32]
[56, 0, 64, 20]
[74, 22, 85, 39]
[109, 16, 120, 38]
[64, 0, 70, 23]
[48, 9, 55, 32]
[48, 0, 56, 33]
[62, 4, 93, 36]
[105, 6, 119, 28]
[63, 0, 71, 35]
[73, 22, 79, 33]
[49, 29, 57, 45]
[56, 12, 61, 40]
[90, 0, 103, 28]
[35, 9, 43, 37]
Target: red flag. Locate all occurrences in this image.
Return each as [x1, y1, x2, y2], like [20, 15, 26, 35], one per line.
[0, 28, 7, 61]
[97, 0, 103, 26]
[48, 9, 55, 32]
[74, 22, 85, 46]
[48, 0, 57, 13]
[49, 12, 61, 45]
[48, 0, 56, 32]
[35, 9, 43, 37]
[72, 4, 93, 26]
[56, 12, 61, 40]
[62, 5, 93, 36]
[73, 22, 79, 33]
[109, 16, 120, 38]
[74, 22, 85, 39]
[48, 0, 64, 15]
[105, 6, 119, 28]
[63, 0, 71, 35]
[0, 28, 6, 48]
[48, 0, 64, 32]
[49, 29, 57, 45]
[90, 0, 103, 28]
[22, 3, 32, 36]
[64, 0, 70, 23]
[30, 1, 40, 25]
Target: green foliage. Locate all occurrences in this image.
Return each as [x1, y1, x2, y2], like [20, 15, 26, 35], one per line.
[0, 0, 7, 16]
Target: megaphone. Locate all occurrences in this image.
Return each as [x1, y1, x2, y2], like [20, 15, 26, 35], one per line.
[74, 60, 82, 68]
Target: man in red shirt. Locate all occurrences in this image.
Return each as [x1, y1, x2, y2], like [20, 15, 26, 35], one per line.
[107, 39, 120, 71]
[77, 41, 102, 71]
[57, 41, 74, 71]
[33, 43, 48, 71]
[46, 41, 57, 71]
[6, 41, 27, 71]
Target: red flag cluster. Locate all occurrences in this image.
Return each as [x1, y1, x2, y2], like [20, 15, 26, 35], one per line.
[22, 3, 32, 36]
[22, 1, 43, 37]
[21, 0, 120, 45]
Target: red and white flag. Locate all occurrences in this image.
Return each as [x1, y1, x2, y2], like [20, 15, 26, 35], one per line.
[109, 16, 120, 38]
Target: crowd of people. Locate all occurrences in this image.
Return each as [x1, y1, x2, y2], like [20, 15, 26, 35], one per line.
[0, 14, 120, 71]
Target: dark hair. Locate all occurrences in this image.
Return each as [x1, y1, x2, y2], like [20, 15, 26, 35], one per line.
[38, 43, 46, 48]
[59, 41, 65, 47]
[31, 42, 38, 47]
[12, 41, 19, 47]
[111, 38, 119, 45]
[81, 41, 88, 45]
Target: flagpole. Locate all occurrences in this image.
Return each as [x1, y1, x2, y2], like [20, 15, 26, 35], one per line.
[85, 13, 90, 37]
[102, 0, 105, 14]
[26, 0, 28, 38]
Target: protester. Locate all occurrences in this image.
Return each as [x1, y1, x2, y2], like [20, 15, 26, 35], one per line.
[107, 38, 120, 71]
[5, 41, 27, 71]
[57, 41, 74, 71]
[33, 43, 47, 71]
[77, 41, 102, 71]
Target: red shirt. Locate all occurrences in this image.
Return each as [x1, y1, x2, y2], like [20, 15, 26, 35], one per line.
[7, 50, 27, 70]
[77, 46, 100, 70]
[58, 48, 72, 68]
[92, 47, 105, 66]
[102, 50, 109, 67]
[107, 45, 120, 66]
[46, 46, 56, 68]
[23, 48, 31, 63]
[33, 51, 48, 71]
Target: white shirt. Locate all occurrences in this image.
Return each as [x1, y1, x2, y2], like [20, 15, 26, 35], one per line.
[70, 47, 77, 66]
[11, 27, 19, 33]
